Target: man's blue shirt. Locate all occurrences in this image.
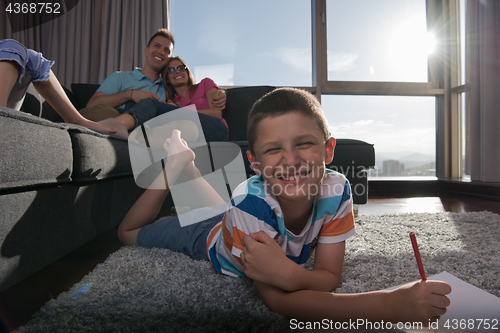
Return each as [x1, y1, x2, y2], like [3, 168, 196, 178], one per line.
[96, 68, 166, 111]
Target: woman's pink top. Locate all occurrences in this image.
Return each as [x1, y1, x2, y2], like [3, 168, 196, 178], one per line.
[172, 77, 228, 129]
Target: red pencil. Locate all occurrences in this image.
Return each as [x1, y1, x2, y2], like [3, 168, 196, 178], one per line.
[409, 232, 427, 281]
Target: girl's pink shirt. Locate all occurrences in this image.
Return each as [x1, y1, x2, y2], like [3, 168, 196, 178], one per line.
[172, 77, 216, 109]
[172, 77, 228, 130]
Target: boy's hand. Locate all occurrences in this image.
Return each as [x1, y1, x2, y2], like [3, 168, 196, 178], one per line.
[388, 280, 451, 324]
[241, 231, 296, 290]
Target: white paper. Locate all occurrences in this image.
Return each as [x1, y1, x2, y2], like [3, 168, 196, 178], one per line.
[393, 271, 500, 333]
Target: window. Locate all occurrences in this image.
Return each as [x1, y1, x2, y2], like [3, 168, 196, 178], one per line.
[326, 0, 432, 82]
[170, 0, 311, 86]
[458, 0, 468, 178]
[322, 95, 436, 178]
[460, 92, 469, 178]
[170, 0, 461, 180]
[322, 0, 438, 179]
[459, 0, 466, 85]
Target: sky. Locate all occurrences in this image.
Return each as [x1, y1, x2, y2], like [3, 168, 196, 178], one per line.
[170, 0, 436, 170]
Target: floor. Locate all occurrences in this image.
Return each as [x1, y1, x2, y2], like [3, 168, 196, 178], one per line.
[1, 193, 499, 332]
[359, 194, 500, 215]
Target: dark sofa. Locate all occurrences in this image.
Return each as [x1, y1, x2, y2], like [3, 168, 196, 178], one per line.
[0, 84, 374, 292]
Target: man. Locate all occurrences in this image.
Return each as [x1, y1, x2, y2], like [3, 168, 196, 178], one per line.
[84, 29, 226, 134]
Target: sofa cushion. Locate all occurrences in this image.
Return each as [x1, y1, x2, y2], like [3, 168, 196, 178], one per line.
[223, 86, 275, 141]
[68, 125, 132, 182]
[345, 170, 369, 205]
[71, 83, 100, 109]
[328, 139, 375, 171]
[0, 107, 73, 191]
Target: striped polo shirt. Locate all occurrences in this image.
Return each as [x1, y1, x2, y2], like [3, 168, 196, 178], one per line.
[206, 169, 356, 278]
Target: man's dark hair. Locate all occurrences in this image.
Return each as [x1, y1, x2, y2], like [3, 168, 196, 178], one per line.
[247, 88, 330, 155]
[147, 28, 175, 47]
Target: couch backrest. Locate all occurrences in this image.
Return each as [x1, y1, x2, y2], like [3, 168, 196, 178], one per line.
[20, 87, 76, 123]
[222, 86, 275, 141]
[71, 83, 101, 110]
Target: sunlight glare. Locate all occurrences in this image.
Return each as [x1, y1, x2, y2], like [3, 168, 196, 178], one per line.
[425, 32, 437, 55]
[386, 16, 430, 80]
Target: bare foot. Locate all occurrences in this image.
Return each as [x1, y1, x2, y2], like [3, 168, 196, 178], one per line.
[75, 118, 117, 134]
[164, 130, 196, 173]
[98, 118, 129, 138]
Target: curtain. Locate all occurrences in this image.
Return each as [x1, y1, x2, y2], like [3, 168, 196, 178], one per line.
[1, 0, 170, 87]
[465, 0, 500, 182]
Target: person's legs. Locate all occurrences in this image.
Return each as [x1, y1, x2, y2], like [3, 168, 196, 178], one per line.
[109, 113, 137, 131]
[0, 61, 20, 107]
[0, 39, 29, 109]
[97, 117, 130, 137]
[97, 99, 175, 137]
[122, 99, 179, 130]
[108, 99, 228, 142]
[136, 211, 224, 260]
[197, 113, 229, 142]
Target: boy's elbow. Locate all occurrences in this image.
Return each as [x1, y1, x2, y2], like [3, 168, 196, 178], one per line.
[117, 224, 137, 246]
[330, 277, 341, 292]
[261, 291, 286, 316]
[116, 225, 127, 244]
[255, 281, 289, 315]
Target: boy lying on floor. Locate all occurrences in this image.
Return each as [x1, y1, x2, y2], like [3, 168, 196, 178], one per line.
[118, 87, 451, 324]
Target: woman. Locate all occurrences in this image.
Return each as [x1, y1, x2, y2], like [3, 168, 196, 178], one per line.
[162, 56, 228, 132]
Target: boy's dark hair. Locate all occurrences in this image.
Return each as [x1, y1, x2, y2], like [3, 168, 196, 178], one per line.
[147, 28, 175, 47]
[247, 87, 330, 154]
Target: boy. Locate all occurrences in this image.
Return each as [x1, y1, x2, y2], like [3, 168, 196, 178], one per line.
[118, 87, 451, 324]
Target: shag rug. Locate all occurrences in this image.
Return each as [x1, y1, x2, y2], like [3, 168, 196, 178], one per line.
[14, 211, 500, 333]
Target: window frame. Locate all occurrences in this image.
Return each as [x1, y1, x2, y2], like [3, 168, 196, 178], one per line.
[311, 0, 462, 179]
[210, 0, 464, 180]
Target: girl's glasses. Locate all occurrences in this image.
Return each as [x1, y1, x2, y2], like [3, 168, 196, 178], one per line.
[167, 65, 187, 73]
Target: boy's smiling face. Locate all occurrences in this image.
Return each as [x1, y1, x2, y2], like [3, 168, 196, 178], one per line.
[247, 111, 335, 204]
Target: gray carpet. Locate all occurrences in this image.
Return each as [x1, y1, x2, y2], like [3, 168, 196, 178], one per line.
[14, 211, 500, 333]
